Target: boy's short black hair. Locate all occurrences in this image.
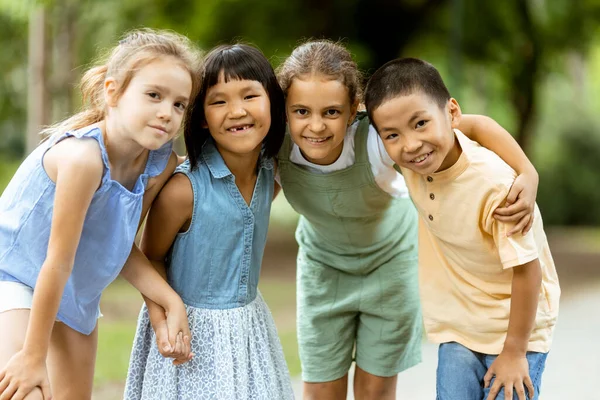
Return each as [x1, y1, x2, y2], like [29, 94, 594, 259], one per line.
[184, 43, 286, 169]
[365, 58, 451, 128]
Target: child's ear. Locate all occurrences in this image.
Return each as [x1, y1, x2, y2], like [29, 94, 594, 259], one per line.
[104, 78, 119, 107]
[448, 98, 462, 129]
[348, 99, 360, 126]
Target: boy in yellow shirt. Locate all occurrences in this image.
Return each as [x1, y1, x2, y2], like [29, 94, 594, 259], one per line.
[364, 58, 560, 400]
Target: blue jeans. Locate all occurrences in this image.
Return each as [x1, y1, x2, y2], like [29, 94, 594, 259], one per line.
[436, 342, 548, 400]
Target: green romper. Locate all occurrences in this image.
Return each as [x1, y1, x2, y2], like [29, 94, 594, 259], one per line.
[278, 115, 423, 382]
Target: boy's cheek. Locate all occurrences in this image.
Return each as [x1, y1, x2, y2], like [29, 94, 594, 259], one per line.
[385, 145, 403, 166]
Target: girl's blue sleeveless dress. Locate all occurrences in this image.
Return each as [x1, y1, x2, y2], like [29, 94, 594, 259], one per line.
[124, 139, 294, 399]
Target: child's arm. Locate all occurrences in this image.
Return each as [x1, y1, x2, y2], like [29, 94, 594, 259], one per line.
[459, 115, 538, 235]
[119, 245, 192, 365]
[118, 152, 193, 364]
[132, 172, 194, 365]
[0, 141, 103, 400]
[484, 259, 542, 400]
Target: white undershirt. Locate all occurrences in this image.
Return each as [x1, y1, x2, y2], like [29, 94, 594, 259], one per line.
[278, 121, 410, 198]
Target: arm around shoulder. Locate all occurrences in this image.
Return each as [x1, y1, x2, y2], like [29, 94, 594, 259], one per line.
[460, 115, 539, 234]
[458, 114, 537, 177]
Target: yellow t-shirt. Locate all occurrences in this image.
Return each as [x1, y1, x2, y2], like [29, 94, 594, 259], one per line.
[402, 130, 560, 354]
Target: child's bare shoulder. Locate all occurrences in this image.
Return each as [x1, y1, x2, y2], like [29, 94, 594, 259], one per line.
[157, 172, 193, 209]
[43, 135, 103, 182]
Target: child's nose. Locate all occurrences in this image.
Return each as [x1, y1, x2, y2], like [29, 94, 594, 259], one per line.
[308, 116, 326, 133]
[157, 103, 173, 121]
[403, 137, 422, 153]
[229, 104, 248, 118]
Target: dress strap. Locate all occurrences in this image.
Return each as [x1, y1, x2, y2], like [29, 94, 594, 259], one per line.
[353, 111, 371, 164]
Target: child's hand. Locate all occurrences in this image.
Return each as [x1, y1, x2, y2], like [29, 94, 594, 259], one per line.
[165, 302, 194, 365]
[151, 319, 175, 360]
[493, 172, 539, 236]
[0, 350, 52, 400]
[484, 350, 534, 400]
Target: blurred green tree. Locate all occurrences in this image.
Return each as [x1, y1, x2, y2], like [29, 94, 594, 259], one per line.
[1, 0, 600, 226]
[453, 0, 600, 151]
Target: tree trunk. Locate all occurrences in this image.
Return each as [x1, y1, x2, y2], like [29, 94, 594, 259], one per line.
[510, 0, 540, 154]
[27, 6, 50, 153]
[52, 0, 77, 123]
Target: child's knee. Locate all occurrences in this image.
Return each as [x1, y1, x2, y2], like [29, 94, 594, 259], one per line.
[437, 342, 487, 400]
[437, 342, 483, 374]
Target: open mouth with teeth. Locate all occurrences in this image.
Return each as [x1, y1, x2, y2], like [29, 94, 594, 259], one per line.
[303, 136, 332, 144]
[411, 151, 433, 164]
[227, 124, 253, 133]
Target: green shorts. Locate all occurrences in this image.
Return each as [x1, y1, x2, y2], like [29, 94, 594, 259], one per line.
[296, 252, 423, 383]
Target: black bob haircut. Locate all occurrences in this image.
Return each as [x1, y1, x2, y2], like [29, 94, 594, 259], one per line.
[183, 43, 286, 169]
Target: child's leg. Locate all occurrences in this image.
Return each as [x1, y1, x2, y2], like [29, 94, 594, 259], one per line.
[47, 321, 98, 399]
[436, 342, 487, 400]
[303, 376, 348, 400]
[483, 351, 548, 400]
[297, 254, 359, 400]
[353, 257, 422, 400]
[0, 310, 44, 400]
[353, 366, 397, 400]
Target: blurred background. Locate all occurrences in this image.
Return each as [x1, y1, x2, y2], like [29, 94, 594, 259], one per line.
[0, 0, 599, 398]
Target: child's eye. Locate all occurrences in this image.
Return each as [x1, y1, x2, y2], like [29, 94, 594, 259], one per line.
[325, 109, 340, 117]
[175, 102, 187, 111]
[416, 120, 428, 129]
[385, 133, 399, 140]
[148, 92, 160, 100]
[244, 94, 260, 100]
[294, 109, 308, 116]
[209, 100, 225, 106]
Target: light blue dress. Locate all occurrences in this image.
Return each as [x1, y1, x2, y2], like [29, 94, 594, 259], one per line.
[124, 139, 294, 400]
[0, 126, 172, 334]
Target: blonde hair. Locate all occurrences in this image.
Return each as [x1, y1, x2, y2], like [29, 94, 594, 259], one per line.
[41, 28, 202, 139]
[276, 39, 363, 105]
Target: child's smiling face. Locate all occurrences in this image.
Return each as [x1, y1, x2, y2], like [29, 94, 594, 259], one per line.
[372, 91, 462, 175]
[203, 73, 271, 157]
[285, 73, 358, 166]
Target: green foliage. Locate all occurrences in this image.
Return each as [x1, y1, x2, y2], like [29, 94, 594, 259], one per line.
[0, 159, 21, 194]
[0, 0, 39, 21]
[537, 114, 600, 226]
[95, 321, 138, 384]
[1, 1, 600, 228]
[0, 13, 27, 157]
[278, 330, 301, 377]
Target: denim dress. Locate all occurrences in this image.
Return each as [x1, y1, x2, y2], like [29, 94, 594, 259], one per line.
[0, 126, 172, 334]
[124, 139, 294, 400]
